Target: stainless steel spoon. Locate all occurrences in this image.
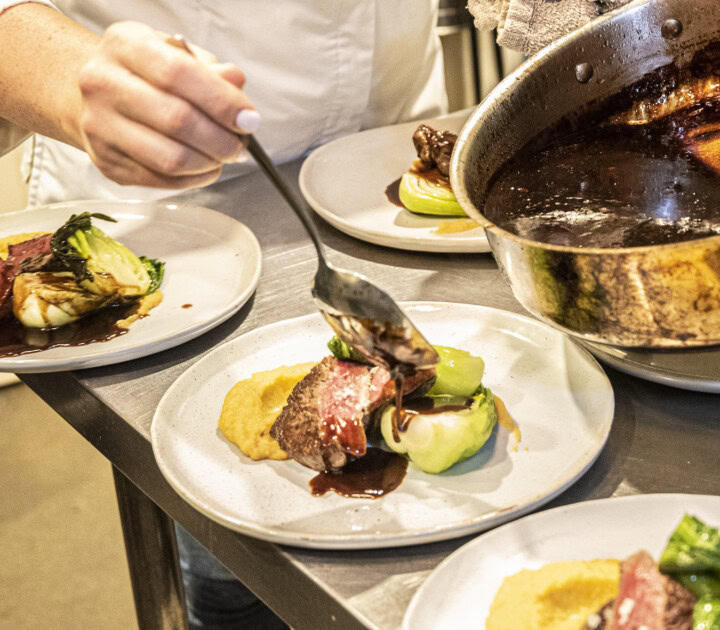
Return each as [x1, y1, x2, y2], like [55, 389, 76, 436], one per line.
[166, 35, 439, 371]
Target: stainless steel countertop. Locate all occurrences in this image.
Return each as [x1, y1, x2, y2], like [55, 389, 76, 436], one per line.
[21, 159, 720, 630]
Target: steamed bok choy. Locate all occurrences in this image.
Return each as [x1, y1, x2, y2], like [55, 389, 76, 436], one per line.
[50, 212, 163, 297]
[13, 213, 164, 328]
[398, 171, 466, 217]
[379, 344, 496, 473]
[12, 272, 116, 328]
[380, 386, 497, 474]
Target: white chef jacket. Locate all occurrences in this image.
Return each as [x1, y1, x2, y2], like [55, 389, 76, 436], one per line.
[0, 0, 447, 206]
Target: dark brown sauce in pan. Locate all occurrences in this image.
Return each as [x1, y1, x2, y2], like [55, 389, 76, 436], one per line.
[484, 51, 720, 249]
[484, 127, 720, 248]
[309, 447, 408, 499]
[0, 303, 136, 358]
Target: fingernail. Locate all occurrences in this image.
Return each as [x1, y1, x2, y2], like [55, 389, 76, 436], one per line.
[235, 109, 261, 134]
[235, 148, 249, 163]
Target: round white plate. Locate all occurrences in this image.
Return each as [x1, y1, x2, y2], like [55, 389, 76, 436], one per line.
[0, 200, 261, 372]
[403, 493, 720, 630]
[151, 302, 614, 549]
[299, 110, 490, 253]
[581, 341, 720, 394]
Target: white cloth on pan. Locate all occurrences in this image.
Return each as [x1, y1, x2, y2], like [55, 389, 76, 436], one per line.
[467, 0, 631, 55]
[0, 0, 447, 206]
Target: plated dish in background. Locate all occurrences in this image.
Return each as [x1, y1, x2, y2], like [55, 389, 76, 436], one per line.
[0, 200, 261, 373]
[299, 110, 490, 253]
[0, 212, 165, 356]
[403, 494, 720, 630]
[151, 302, 614, 549]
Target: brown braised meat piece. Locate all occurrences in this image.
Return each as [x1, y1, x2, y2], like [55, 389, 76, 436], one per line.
[412, 124, 457, 178]
[583, 551, 696, 630]
[270, 356, 434, 472]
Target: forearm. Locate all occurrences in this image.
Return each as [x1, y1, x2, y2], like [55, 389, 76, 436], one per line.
[0, 3, 100, 148]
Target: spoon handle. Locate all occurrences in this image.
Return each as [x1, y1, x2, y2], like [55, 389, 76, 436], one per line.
[165, 34, 328, 264]
[245, 136, 328, 263]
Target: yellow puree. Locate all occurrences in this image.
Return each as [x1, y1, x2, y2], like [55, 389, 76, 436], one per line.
[432, 219, 481, 234]
[218, 362, 316, 461]
[494, 395, 521, 450]
[486, 559, 619, 630]
[115, 290, 164, 328]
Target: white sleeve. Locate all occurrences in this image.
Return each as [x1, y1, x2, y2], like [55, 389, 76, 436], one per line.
[0, 0, 60, 156]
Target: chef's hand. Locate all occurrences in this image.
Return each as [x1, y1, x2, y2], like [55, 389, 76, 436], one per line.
[77, 21, 260, 188]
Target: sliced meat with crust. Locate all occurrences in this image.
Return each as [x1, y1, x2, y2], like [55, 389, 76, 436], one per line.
[270, 356, 434, 472]
[0, 234, 54, 320]
[603, 551, 695, 630]
[607, 551, 668, 630]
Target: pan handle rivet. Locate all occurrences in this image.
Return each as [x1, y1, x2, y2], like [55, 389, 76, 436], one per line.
[575, 63, 594, 84]
[661, 19, 683, 40]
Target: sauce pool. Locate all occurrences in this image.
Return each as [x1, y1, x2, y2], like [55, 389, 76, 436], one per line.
[309, 447, 408, 499]
[0, 302, 136, 358]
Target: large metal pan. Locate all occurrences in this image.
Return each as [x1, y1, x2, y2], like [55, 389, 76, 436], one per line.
[451, 0, 720, 347]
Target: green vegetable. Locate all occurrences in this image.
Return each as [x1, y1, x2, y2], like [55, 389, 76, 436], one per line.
[140, 257, 165, 295]
[660, 515, 720, 574]
[398, 172, 466, 217]
[672, 573, 720, 601]
[12, 271, 116, 328]
[427, 345, 485, 397]
[327, 336, 369, 364]
[380, 389, 497, 474]
[694, 599, 720, 630]
[50, 212, 162, 297]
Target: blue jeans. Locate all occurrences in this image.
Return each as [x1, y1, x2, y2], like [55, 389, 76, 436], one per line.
[175, 524, 288, 630]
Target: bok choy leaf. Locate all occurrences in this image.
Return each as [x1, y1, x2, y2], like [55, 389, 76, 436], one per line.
[50, 212, 163, 297]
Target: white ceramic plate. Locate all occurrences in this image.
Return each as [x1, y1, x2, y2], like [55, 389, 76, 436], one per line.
[0, 200, 261, 372]
[403, 493, 720, 630]
[581, 341, 720, 394]
[299, 110, 489, 253]
[151, 302, 614, 549]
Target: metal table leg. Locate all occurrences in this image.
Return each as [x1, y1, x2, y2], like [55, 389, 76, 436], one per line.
[113, 466, 189, 630]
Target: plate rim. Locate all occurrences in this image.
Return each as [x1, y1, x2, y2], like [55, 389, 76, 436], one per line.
[402, 492, 720, 630]
[581, 341, 720, 394]
[151, 300, 615, 549]
[298, 114, 491, 254]
[0, 199, 262, 373]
